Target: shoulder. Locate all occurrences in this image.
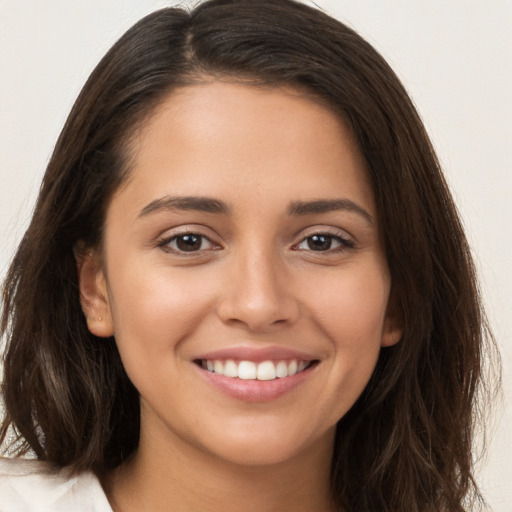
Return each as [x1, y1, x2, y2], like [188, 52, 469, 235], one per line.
[0, 457, 112, 511]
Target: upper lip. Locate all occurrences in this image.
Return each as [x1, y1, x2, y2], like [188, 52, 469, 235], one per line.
[194, 346, 318, 363]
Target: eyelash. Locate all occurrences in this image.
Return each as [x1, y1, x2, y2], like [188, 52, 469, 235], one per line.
[157, 230, 354, 255]
[157, 232, 219, 254]
[293, 232, 355, 253]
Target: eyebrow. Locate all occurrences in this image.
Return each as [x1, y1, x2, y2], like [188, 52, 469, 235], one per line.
[287, 199, 373, 223]
[138, 196, 230, 217]
[138, 195, 372, 224]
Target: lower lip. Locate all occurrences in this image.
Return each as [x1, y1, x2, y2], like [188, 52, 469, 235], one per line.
[195, 363, 317, 402]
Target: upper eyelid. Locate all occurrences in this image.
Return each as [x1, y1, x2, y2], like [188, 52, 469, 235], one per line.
[157, 224, 220, 242]
[157, 233, 222, 257]
[155, 225, 354, 247]
[293, 233, 354, 249]
[293, 225, 354, 242]
[159, 232, 217, 246]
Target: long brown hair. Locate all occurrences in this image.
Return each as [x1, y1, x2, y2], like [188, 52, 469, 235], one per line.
[1, 1, 499, 509]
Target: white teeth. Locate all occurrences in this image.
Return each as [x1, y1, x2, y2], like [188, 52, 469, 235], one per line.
[257, 361, 276, 381]
[214, 360, 224, 374]
[224, 359, 238, 378]
[238, 361, 257, 380]
[276, 361, 288, 378]
[202, 359, 311, 380]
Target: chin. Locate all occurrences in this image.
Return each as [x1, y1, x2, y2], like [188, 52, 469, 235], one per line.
[193, 421, 335, 468]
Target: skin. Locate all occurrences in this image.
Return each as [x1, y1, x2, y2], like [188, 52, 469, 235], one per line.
[78, 81, 402, 512]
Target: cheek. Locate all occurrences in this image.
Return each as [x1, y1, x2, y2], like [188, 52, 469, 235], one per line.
[308, 262, 390, 340]
[303, 262, 390, 397]
[106, 261, 218, 359]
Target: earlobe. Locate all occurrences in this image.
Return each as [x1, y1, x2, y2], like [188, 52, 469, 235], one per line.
[381, 319, 403, 347]
[381, 290, 403, 347]
[75, 245, 114, 338]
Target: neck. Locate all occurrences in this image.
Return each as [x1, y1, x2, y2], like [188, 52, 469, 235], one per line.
[105, 420, 335, 512]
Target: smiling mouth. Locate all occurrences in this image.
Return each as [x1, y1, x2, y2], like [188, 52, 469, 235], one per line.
[195, 359, 317, 381]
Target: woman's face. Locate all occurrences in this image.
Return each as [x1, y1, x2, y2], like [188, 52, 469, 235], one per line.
[81, 82, 402, 467]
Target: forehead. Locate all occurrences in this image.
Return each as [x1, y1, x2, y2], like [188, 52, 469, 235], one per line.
[115, 81, 375, 218]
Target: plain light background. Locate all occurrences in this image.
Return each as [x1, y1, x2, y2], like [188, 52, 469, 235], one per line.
[1, 0, 511, 509]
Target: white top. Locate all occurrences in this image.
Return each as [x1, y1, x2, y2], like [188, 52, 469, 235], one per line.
[0, 457, 113, 511]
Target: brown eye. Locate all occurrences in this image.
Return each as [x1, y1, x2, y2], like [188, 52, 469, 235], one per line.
[160, 233, 217, 253]
[176, 234, 203, 252]
[306, 235, 334, 251]
[295, 232, 354, 253]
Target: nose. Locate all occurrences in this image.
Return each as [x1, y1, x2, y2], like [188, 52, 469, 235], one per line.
[216, 248, 300, 333]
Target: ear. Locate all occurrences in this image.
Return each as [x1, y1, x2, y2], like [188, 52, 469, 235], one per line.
[75, 244, 114, 338]
[381, 288, 403, 347]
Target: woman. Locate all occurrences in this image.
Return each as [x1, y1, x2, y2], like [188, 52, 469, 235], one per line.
[0, 0, 498, 510]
